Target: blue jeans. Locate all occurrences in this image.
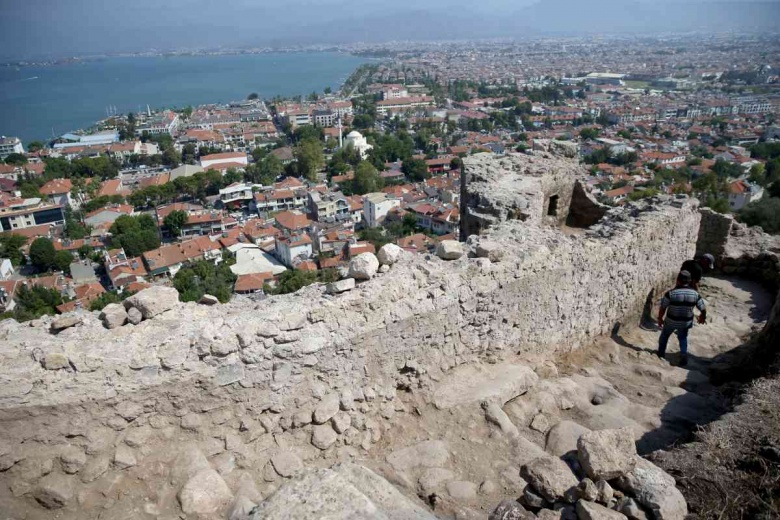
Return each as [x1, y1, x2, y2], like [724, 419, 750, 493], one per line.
[658, 323, 689, 356]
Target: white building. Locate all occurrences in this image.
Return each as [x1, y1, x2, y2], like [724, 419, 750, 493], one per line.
[274, 234, 313, 268]
[0, 258, 14, 280]
[363, 192, 400, 228]
[135, 111, 181, 136]
[345, 131, 373, 160]
[200, 152, 248, 170]
[728, 180, 763, 211]
[0, 137, 24, 159]
[219, 182, 255, 206]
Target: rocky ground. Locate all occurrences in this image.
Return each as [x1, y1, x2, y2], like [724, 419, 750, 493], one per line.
[0, 274, 771, 520]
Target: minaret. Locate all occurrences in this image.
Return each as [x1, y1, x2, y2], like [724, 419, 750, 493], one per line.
[338, 115, 343, 149]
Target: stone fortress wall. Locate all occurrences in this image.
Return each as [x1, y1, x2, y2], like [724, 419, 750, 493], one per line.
[0, 152, 710, 516]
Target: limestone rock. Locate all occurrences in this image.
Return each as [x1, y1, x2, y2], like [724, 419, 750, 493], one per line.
[312, 424, 338, 450]
[34, 474, 74, 509]
[418, 467, 455, 495]
[446, 480, 478, 501]
[178, 469, 233, 516]
[436, 240, 464, 260]
[578, 478, 598, 501]
[597, 479, 614, 504]
[199, 294, 220, 305]
[127, 306, 143, 325]
[170, 444, 211, 484]
[577, 427, 637, 480]
[250, 463, 436, 519]
[327, 278, 356, 294]
[123, 286, 179, 319]
[181, 413, 202, 431]
[60, 446, 87, 474]
[576, 499, 628, 520]
[433, 363, 538, 409]
[42, 352, 69, 370]
[378, 243, 403, 265]
[616, 458, 687, 520]
[100, 303, 128, 329]
[270, 451, 303, 478]
[387, 440, 450, 471]
[484, 402, 519, 437]
[522, 485, 547, 508]
[331, 412, 351, 434]
[113, 444, 136, 469]
[229, 494, 258, 520]
[313, 394, 341, 424]
[550, 140, 579, 159]
[546, 421, 591, 457]
[348, 253, 379, 281]
[80, 455, 110, 483]
[521, 456, 579, 503]
[475, 240, 504, 262]
[488, 500, 537, 520]
[530, 413, 550, 433]
[616, 497, 649, 520]
[50, 314, 82, 332]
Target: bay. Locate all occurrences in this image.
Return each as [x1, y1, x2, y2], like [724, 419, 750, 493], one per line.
[0, 52, 368, 144]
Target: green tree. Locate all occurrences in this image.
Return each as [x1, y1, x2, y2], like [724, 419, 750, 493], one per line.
[357, 227, 391, 249]
[0, 234, 27, 266]
[173, 260, 237, 303]
[89, 291, 125, 311]
[294, 139, 325, 181]
[161, 147, 182, 168]
[163, 210, 189, 237]
[351, 161, 384, 195]
[53, 250, 74, 273]
[181, 143, 197, 165]
[739, 198, 780, 233]
[579, 128, 600, 140]
[29, 237, 56, 271]
[3, 153, 28, 166]
[247, 92, 259, 100]
[27, 141, 45, 153]
[13, 285, 64, 322]
[109, 214, 161, 257]
[402, 158, 429, 182]
[223, 169, 243, 185]
[246, 154, 283, 185]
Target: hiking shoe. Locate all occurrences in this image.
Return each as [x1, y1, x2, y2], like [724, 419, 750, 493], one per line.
[679, 355, 688, 367]
[656, 351, 665, 360]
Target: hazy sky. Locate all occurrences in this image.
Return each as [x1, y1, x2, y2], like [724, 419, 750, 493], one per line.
[0, 0, 776, 60]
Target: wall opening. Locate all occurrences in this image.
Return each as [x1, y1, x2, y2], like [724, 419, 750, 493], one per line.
[547, 195, 559, 217]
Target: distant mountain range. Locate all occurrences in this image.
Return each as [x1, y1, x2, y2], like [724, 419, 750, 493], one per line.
[287, 1, 780, 43]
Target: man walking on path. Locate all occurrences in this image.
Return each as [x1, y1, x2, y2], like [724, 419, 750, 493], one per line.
[680, 253, 715, 290]
[657, 270, 707, 367]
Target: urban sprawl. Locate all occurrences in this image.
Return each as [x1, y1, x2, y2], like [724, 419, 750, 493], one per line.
[1, 34, 779, 319]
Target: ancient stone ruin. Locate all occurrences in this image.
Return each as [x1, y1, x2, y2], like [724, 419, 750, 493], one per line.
[0, 151, 777, 519]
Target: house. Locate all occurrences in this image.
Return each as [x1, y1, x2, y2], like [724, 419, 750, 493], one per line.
[56, 282, 106, 313]
[0, 258, 13, 280]
[363, 193, 401, 228]
[69, 261, 98, 285]
[728, 180, 763, 211]
[200, 152, 248, 170]
[170, 164, 204, 181]
[234, 272, 273, 294]
[142, 236, 223, 277]
[135, 110, 180, 136]
[84, 204, 134, 228]
[0, 136, 24, 159]
[104, 249, 148, 291]
[219, 183, 255, 208]
[0, 194, 65, 232]
[376, 96, 435, 116]
[180, 211, 237, 237]
[98, 178, 132, 198]
[309, 192, 351, 222]
[274, 210, 313, 233]
[275, 234, 313, 268]
[603, 185, 634, 203]
[271, 147, 295, 165]
[39, 179, 74, 207]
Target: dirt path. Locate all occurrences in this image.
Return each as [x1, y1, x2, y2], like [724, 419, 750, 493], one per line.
[364, 275, 774, 518]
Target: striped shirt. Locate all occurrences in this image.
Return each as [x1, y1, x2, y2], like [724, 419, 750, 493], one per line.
[661, 286, 706, 328]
